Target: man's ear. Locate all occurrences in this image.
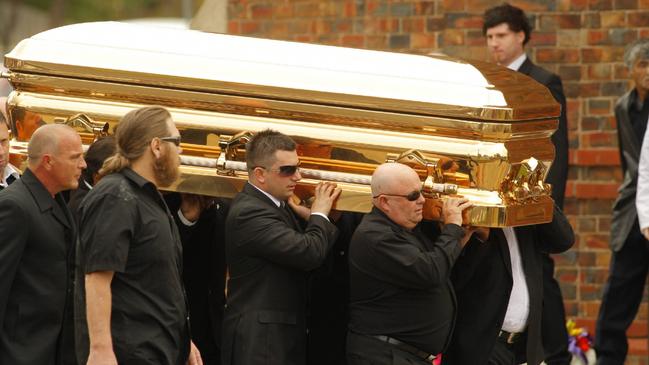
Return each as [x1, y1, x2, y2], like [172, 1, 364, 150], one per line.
[376, 196, 390, 213]
[41, 154, 53, 171]
[252, 167, 266, 184]
[150, 138, 161, 159]
[515, 31, 525, 47]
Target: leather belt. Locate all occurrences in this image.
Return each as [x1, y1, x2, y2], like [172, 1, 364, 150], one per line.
[498, 329, 525, 345]
[369, 335, 436, 361]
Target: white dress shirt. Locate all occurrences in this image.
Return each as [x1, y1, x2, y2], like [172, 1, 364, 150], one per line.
[0, 164, 20, 188]
[507, 53, 527, 71]
[501, 227, 530, 333]
[636, 116, 649, 230]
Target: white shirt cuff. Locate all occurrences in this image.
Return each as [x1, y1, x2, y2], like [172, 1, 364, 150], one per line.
[310, 212, 330, 222]
[177, 209, 198, 226]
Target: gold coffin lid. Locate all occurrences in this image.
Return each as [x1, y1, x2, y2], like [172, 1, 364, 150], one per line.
[4, 22, 561, 227]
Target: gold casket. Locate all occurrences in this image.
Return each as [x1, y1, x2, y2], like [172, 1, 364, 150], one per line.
[3, 22, 560, 227]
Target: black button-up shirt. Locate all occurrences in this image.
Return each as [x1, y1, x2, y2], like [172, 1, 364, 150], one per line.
[77, 168, 189, 364]
[348, 208, 465, 355]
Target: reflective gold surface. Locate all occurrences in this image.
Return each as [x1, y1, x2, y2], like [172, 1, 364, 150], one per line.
[3, 22, 561, 227]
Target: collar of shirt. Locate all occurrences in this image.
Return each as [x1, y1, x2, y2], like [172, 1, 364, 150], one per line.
[248, 181, 282, 207]
[1, 164, 20, 187]
[83, 178, 93, 190]
[507, 53, 527, 71]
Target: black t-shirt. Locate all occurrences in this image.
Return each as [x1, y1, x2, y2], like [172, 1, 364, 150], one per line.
[348, 208, 464, 355]
[76, 168, 189, 365]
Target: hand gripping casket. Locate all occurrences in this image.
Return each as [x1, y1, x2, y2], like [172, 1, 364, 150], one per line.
[3, 22, 561, 227]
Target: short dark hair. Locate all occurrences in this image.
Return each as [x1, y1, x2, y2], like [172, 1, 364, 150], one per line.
[624, 39, 649, 69]
[83, 135, 116, 182]
[246, 129, 296, 173]
[483, 3, 532, 45]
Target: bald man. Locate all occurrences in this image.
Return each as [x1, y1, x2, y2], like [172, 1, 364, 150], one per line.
[0, 124, 86, 365]
[346, 163, 477, 365]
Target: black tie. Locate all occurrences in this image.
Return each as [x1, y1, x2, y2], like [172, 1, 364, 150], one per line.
[6, 175, 16, 186]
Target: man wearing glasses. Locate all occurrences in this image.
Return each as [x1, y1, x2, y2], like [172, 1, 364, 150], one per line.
[78, 106, 202, 365]
[221, 129, 340, 365]
[346, 162, 475, 365]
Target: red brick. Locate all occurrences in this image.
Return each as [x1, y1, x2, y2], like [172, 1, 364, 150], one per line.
[570, 0, 590, 10]
[401, 18, 425, 33]
[579, 283, 602, 300]
[556, 30, 579, 47]
[596, 250, 612, 266]
[558, 14, 582, 28]
[446, 13, 483, 28]
[587, 63, 612, 79]
[584, 234, 610, 249]
[341, 34, 365, 48]
[414, 1, 437, 15]
[228, 20, 240, 34]
[600, 11, 626, 27]
[531, 31, 558, 46]
[240, 20, 263, 34]
[442, 0, 467, 11]
[570, 148, 620, 166]
[465, 30, 486, 46]
[249, 3, 273, 19]
[629, 11, 649, 26]
[572, 182, 619, 199]
[427, 17, 445, 32]
[537, 48, 580, 63]
[590, 0, 614, 10]
[614, 0, 639, 9]
[587, 30, 609, 45]
[410, 33, 436, 49]
[294, 2, 320, 17]
[587, 99, 613, 115]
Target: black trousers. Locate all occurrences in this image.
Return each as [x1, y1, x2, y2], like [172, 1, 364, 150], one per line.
[487, 337, 527, 365]
[595, 222, 649, 365]
[541, 254, 572, 365]
[346, 331, 432, 365]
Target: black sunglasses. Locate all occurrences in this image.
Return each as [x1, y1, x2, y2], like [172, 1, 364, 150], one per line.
[258, 163, 300, 177]
[373, 190, 423, 201]
[159, 136, 182, 147]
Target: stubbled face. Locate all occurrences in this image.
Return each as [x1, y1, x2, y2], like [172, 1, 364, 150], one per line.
[631, 57, 649, 96]
[262, 149, 301, 201]
[0, 123, 9, 175]
[154, 119, 182, 188]
[50, 132, 86, 192]
[486, 23, 526, 66]
[381, 171, 426, 230]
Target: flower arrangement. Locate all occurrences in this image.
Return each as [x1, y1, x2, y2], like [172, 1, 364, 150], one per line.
[567, 320, 597, 365]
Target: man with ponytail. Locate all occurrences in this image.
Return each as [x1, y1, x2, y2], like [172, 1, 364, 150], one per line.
[76, 106, 202, 365]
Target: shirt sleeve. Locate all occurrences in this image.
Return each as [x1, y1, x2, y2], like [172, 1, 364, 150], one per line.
[79, 192, 136, 274]
[638, 121, 649, 230]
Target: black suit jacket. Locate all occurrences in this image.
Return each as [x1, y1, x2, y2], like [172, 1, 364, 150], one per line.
[443, 205, 574, 365]
[165, 193, 228, 364]
[518, 58, 569, 209]
[610, 91, 640, 252]
[0, 169, 76, 365]
[222, 183, 338, 365]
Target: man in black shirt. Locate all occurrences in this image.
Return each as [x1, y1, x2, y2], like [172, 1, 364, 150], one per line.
[595, 39, 649, 365]
[77, 106, 202, 365]
[346, 162, 474, 365]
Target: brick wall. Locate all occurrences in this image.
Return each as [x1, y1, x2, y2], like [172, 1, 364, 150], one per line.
[224, 0, 649, 361]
